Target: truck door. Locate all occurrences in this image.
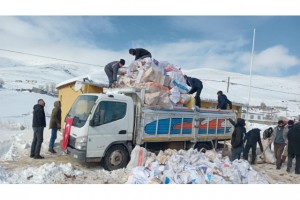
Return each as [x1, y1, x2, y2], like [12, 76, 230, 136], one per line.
[87, 100, 129, 158]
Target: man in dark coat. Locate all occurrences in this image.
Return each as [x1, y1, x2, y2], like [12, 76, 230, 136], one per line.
[228, 118, 246, 161]
[104, 59, 125, 88]
[217, 90, 232, 110]
[287, 123, 300, 174]
[30, 99, 46, 159]
[129, 48, 152, 60]
[243, 128, 263, 164]
[184, 75, 203, 108]
[284, 120, 294, 170]
[48, 100, 61, 154]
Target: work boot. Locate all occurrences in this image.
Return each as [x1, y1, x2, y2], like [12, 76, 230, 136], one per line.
[286, 168, 291, 173]
[34, 155, 44, 159]
[276, 166, 281, 170]
[48, 148, 57, 154]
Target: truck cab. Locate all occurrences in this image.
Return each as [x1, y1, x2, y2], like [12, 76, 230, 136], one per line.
[65, 93, 134, 171]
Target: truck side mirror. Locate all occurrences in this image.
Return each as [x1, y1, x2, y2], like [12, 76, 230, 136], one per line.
[89, 119, 95, 127]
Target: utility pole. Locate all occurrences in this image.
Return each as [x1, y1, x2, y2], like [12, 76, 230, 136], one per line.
[246, 28, 256, 130]
[227, 77, 230, 93]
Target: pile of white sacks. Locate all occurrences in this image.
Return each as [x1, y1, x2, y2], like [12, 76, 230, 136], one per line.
[117, 58, 192, 108]
[126, 146, 269, 184]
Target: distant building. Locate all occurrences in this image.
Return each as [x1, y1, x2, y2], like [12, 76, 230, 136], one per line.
[32, 87, 47, 94]
[241, 108, 278, 125]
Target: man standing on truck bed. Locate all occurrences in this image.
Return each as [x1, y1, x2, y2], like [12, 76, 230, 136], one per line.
[104, 59, 125, 88]
[184, 75, 203, 109]
[217, 90, 232, 110]
[129, 48, 152, 60]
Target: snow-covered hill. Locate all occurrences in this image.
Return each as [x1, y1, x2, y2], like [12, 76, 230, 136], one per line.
[0, 56, 300, 116]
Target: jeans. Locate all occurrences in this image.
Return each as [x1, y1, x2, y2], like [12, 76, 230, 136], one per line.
[49, 128, 58, 149]
[30, 127, 44, 157]
[231, 146, 243, 161]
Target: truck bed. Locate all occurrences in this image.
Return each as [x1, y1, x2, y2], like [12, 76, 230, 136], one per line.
[135, 107, 236, 144]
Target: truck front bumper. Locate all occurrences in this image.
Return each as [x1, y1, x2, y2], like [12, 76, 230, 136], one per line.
[67, 147, 86, 163]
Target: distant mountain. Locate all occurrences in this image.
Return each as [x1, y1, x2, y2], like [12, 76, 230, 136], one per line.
[0, 56, 24, 68]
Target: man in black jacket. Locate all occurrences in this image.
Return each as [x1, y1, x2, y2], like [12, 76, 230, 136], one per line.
[104, 59, 125, 88]
[30, 99, 46, 159]
[129, 48, 152, 60]
[184, 75, 203, 108]
[228, 118, 246, 161]
[217, 90, 232, 110]
[287, 123, 300, 174]
[243, 128, 264, 164]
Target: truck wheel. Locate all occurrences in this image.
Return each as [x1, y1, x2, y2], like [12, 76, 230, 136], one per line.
[194, 143, 212, 152]
[102, 145, 129, 171]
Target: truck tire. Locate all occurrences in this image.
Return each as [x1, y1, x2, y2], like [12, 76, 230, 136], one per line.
[194, 143, 212, 152]
[102, 145, 129, 171]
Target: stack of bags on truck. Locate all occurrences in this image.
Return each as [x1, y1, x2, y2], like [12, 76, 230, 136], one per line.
[125, 146, 269, 184]
[117, 58, 192, 108]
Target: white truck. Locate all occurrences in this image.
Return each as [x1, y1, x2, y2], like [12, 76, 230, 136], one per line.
[64, 88, 236, 171]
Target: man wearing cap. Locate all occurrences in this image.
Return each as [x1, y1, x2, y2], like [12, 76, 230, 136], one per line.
[104, 59, 125, 88]
[270, 120, 287, 169]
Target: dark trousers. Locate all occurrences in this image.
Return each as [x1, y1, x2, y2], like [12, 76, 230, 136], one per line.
[231, 146, 243, 161]
[295, 155, 300, 174]
[287, 153, 295, 170]
[243, 143, 257, 163]
[274, 143, 285, 168]
[190, 87, 202, 107]
[30, 127, 44, 157]
[104, 67, 114, 85]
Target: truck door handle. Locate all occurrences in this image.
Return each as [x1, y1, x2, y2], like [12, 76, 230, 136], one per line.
[119, 130, 126, 134]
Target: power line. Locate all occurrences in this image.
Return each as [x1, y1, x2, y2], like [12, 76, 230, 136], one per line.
[0, 48, 102, 67]
[1, 48, 299, 96]
[203, 78, 300, 96]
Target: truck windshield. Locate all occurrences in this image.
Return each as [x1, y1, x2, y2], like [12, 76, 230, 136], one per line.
[67, 95, 98, 128]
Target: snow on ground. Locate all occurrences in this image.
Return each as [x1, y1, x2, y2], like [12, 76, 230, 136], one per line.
[0, 59, 300, 185]
[0, 88, 299, 184]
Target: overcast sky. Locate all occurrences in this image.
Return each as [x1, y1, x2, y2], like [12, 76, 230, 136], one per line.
[0, 3, 300, 78]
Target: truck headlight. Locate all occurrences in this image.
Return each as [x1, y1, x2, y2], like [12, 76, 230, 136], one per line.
[75, 136, 87, 150]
